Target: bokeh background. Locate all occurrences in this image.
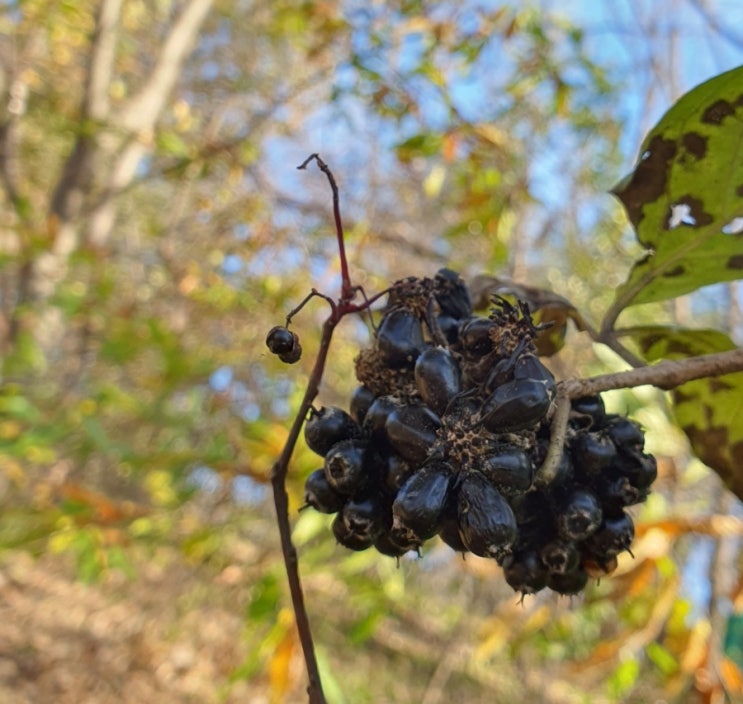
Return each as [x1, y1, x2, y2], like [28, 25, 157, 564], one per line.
[0, 1, 742, 702]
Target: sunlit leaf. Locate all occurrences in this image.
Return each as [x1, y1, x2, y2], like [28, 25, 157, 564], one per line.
[612, 65, 743, 311]
[626, 326, 743, 498]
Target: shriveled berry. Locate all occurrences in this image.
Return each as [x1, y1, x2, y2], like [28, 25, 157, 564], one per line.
[457, 471, 517, 562]
[324, 439, 369, 495]
[556, 488, 602, 541]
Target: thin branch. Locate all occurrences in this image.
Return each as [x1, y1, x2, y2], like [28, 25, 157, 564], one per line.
[537, 348, 743, 485]
[534, 392, 571, 488]
[559, 347, 743, 398]
[270, 317, 334, 704]
[297, 154, 353, 301]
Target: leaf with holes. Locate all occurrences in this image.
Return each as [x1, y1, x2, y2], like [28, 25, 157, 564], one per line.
[610, 65, 743, 314]
[626, 325, 743, 499]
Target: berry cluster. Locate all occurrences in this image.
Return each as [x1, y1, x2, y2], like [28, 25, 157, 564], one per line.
[296, 270, 656, 596]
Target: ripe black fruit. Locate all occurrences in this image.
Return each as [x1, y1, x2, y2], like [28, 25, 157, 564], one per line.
[434, 268, 472, 320]
[266, 326, 301, 363]
[392, 461, 452, 541]
[556, 488, 602, 541]
[303, 469, 346, 514]
[377, 309, 425, 368]
[478, 446, 533, 497]
[571, 395, 605, 428]
[266, 326, 295, 354]
[332, 494, 386, 551]
[374, 531, 420, 558]
[383, 453, 414, 493]
[503, 549, 549, 595]
[350, 386, 376, 425]
[291, 269, 656, 597]
[385, 404, 441, 466]
[414, 347, 461, 416]
[457, 471, 517, 562]
[459, 317, 495, 359]
[305, 406, 362, 457]
[324, 439, 369, 495]
[583, 511, 635, 558]
[615, 449, 657, 490]
[605, 416, 645, 451]
[480, 379, 552, 433]
[547, 567, 589, 596]
[572, 432, 617, 476]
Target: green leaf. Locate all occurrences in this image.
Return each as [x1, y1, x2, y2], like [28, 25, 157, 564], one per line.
[612, 65, 743, 310]
[625, 325, 743, 499]
[645, 641, 679, 676]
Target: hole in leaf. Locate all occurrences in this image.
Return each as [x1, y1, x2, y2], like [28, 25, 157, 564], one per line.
[668, 203, 696, 229]
[722, 218, 743, 235]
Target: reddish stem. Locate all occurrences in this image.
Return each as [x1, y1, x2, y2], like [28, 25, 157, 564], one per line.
[270, 155, 383, 702]
[297, 154, 354, 301]
[270, 316, 337, 704]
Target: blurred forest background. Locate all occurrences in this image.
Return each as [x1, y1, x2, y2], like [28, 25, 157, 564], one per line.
[0, 0, 742, 702]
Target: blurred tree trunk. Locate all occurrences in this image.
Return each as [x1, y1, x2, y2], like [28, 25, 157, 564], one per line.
[1, 0, 213, 356]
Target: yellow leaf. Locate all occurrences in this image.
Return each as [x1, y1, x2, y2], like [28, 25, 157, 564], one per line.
[270, 609, 298, 703]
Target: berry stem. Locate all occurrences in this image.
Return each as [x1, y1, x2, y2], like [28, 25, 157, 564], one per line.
[270, 316, 338, 704]
[298, 154, 354, 302]
[270, 157, 391, 702]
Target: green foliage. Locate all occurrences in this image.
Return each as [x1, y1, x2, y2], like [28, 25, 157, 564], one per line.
[0, 1, 740, 702]
[612, 65, 743, 308]
[627, 326, 743, 497]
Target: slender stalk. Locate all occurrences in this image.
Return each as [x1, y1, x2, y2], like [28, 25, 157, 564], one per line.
[271, 316, 336, 704]
[298, 153, 353, 300]
[270, 155, 377, 702]
[537, 348, 743, 483]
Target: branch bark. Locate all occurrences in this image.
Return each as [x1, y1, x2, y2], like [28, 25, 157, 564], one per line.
[537, 348, 743, 485]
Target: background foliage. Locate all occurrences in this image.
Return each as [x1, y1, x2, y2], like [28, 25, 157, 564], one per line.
[0, 1, 742, 702]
